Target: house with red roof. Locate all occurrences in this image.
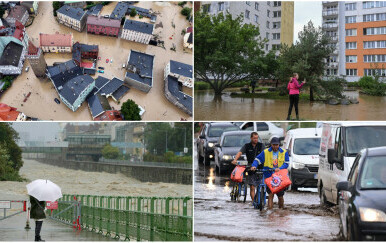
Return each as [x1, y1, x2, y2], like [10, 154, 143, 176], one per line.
[0, 103, 27, 121]
[39, 32, 73, 53]
[6, 5, 29, 26]
[87, 15, 121, 37]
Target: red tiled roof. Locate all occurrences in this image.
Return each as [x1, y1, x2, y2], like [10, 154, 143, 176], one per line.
[0, 103, 20, 121]
[94, 110, 123, 121]
[7, 5, 28, 21]
[39, 32, 73, 47]
[87, 15, 121, 28]
[28, 40, 38, 55]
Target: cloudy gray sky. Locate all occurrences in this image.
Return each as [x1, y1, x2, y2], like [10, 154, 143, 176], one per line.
[12, 123, 62, 142]
[294, 1, 322, 43]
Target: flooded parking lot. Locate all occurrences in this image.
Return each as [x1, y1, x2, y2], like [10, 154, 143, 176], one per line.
[0, 1, 192, 121]
[193, 149, 341, 241]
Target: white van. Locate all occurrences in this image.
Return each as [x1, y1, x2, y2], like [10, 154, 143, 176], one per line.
[318, 122, 386, 205]
[283, 128, 322, 191]
[239, 122, 284, 145]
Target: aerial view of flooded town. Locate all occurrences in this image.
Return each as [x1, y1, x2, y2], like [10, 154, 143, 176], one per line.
[0, 1, 193, 121]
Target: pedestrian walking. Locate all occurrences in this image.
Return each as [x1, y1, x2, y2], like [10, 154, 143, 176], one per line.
[30, 196, 46, 242]
[287, 73, 306, 120]
[250, 80, 257, 93]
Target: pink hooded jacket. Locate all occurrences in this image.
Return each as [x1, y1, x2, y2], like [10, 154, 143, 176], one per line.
[287, 78, 304, 95]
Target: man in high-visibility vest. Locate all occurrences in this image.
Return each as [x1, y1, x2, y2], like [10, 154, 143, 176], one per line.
[251, 137, 289, 209]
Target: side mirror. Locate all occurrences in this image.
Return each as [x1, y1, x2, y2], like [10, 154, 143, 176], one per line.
[336, 181, 353, 192]
[327, 149, 337, 164]
[214, 144, 221, 148]
[199, 135, 205, 139]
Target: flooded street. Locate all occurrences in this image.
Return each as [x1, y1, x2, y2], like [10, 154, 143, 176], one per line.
[1, 1, 192, 121]
[193, 148, 340, 241]
[194, 89, 386, 121]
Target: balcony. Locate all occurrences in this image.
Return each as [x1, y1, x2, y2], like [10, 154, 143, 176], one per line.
[323, 9, 338, 16]
[327, 62, 338, 68]
[322, 23, 338, 29]
[322, 1, 338, 5]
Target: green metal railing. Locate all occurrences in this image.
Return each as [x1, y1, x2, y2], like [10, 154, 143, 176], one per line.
[56, 194, 192, 241]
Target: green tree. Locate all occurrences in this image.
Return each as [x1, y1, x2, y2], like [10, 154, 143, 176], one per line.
[144, 123, 172, 155]
[181, 7, 192, 19]
[120, 99, 141, 121]
[194, 12, 271, 96]
[52, 1, 63, 17]
[101, 144, 120, 159]
[0, 6, 5, 18]
[277, 21, 334, 101]
[0, 123, 23, 181]
[129, 8, 137, 17]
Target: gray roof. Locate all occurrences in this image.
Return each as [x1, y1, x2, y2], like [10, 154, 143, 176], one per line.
[112, 85, 130, 101]
[167, 76, 192, 113]
[47, 60, 83, 89]
[123, 19, 153, 35]
[95, 76, 110, 90]
[60, 74, 94, 105]
[87, 92, 111, 118]
[57, 5, 86, 21]
[86, 4, 103, 16]
[126, 50, 154, 86]
[99, 77, 124, 96]
[0, 41, 23, 67]
[110, 1, 129, 20]
[170, 60, 193, 78]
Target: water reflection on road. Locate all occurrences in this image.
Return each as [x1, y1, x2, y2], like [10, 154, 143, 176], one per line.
[194, 152, 341, 241]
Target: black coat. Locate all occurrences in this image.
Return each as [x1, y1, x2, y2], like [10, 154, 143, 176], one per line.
[30, 196, 46, 220]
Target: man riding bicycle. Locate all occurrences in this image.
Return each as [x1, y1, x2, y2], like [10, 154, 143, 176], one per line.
[251, 137, 289, 209]
[231, 132, 264, 202]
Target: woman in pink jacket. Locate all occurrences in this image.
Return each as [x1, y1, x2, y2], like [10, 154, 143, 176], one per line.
[287, 73, 306, 120]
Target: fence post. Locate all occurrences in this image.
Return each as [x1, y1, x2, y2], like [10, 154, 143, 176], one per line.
[114, 196, 121, 240]
[106, 196, 111, 237]
[25, 200, 31, 230]
[183, 197, 189, 240]
[150, 197, 155, 241]
[98, 196, 104, 234]
[165, 197, 171, 241]
[136, 197, 142, 241]
[124, 197, 131, 241]
[92, 196, 96, 232]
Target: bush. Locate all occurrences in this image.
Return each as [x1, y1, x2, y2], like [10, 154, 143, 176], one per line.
[129, 8, 137, 17]
[181, 7, 192, 18]
[143, 151, 192, 164]
[178, 1, 187, 7]
[120, 99, 141, 121]
[102, 144, 120, 159]
[362, 83, 386, 96]
[318, 76, 346, 99]
[358, 76, 377, 89]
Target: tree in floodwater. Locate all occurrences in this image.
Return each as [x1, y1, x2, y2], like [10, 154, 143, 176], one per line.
[101, 144, 120, 159]
[277, 21, 336, 101]
[194, 11, 275, 96]
[0, 123, 23, 181]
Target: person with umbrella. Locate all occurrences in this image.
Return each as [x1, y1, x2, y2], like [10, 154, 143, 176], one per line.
[27, 179, 62, 242]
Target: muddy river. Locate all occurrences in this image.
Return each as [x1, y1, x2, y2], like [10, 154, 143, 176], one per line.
[194, 89, 386, 121]
[193, 148, 341, 241]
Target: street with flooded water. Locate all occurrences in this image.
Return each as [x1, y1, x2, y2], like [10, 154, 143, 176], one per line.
[193, 149, 341, 241]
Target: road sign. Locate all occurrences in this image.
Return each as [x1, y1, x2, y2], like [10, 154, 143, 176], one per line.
[0, 201, 11, 209]
[46, 201, 58, 210]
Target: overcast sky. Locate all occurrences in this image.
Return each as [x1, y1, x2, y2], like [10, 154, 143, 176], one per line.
[12, 123, 62, 142]
[294, 1, 322, 43]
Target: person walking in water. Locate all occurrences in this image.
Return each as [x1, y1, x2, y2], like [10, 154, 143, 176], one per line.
[30, 196, 46, 241]
[250, 79, 257, 93]
[287, 73, 306, 120]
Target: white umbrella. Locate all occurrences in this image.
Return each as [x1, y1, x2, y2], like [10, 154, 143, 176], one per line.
[26, 179, 62, 202]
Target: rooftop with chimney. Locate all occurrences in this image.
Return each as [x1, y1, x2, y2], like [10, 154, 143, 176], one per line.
[126, 50, 154, 86]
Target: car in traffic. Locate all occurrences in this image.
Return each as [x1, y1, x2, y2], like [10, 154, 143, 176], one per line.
[283, 128, 322, 191]
[197, 122, 239, 165]
[98, 70, 104, 73]
[214, 130, 263, 174]
[239, 122, 284, 144]
[337, 146, 386, 241]
[54, 98, 60, 104]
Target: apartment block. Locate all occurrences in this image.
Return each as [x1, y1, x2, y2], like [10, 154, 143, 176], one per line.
[200, 1, 294, 53]
[57, 5, 87, 32]
[323, 1, 386, 81]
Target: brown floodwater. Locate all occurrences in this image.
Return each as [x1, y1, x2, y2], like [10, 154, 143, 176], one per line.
[194, 89, 386, 121]
[0, 1, 192, 121]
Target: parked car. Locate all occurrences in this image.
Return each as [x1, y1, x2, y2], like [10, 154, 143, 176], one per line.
[197, 122, 239, 165]
[110, 58, 113, 63]
[283, 128, 322, 191]
[239, 122, 284, 144]
[98, 56, 101, 60]
[337, 146, 386, 241]
[98, 70, 104, 73]
[106, 59, 109, 63]
[25, 66, 29, 72]
[318, 122, 386, 205]
[214, 130, 263, 174]
[98, 67, 104, 70]
[54, 98, 60, 104]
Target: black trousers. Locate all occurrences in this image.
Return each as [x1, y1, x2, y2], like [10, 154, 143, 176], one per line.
[288, 94, 299, 117]
[35, 221, 43, 237]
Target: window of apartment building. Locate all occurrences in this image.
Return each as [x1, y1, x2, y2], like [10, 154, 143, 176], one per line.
[273, 33, 280, 40]
[346, 29, 357, 36]
[365, 69, 386, 76]
[345, 16, 356, 23]
[364, 55, 386, 62]
[254, 15, 259, 23]
[346, 69, 357, 76]
[273, 11, 281, 18]
[345, 3, 357, 11]
[218, 2, 224, 11]
[346, 55, 357, 63]
[267, 1, 271, 6]
[266, 44, 269, 51]
[364, 40, 386, 49]
[327, 56, 337, 63]
[326, 69, 338, 76]
[363, 13, 386, 22]
[246, 1, 251, 6]
[363, 26, 386, 35]
[266, 21, 270, 28]
[266, 32, 269, 39]
[255, 2, 259, 10]
[272, 44, 281, 50]
[273, 1, 281, 7]
[363, 1, 386, 9]
[267, 10, 270, 17]
[273, 22, 281, 29]
[346, 42, 357, 49]
[245, 10, 250, 19]
[326, 31, 337, 37]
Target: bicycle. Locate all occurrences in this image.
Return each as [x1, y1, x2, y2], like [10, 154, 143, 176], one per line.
[230, 161, 250, 203]
[252, 168, 275, 211]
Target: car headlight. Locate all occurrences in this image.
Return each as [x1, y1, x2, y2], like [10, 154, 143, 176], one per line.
[208, 142, 214, 148]
[292, 162, 305, 169]
[359, 207, 386, 222]
[222, 155, 232, 160]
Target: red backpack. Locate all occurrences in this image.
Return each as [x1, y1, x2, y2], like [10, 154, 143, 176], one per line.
[230, 166, 246, 183]
[265, 169, 292, 194]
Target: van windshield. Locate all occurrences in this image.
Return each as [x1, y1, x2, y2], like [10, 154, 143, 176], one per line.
[360, 156, 386, 190]
[345, 126, 386, 156]
[293, 138, 321, 155]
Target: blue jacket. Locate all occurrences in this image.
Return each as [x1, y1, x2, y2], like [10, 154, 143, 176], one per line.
[252, 147, 289, 178]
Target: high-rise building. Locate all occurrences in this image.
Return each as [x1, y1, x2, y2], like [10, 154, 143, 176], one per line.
[26, 40, 47, 78]
[323, 1, 386, 81]
[200, 1, 294, 53]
